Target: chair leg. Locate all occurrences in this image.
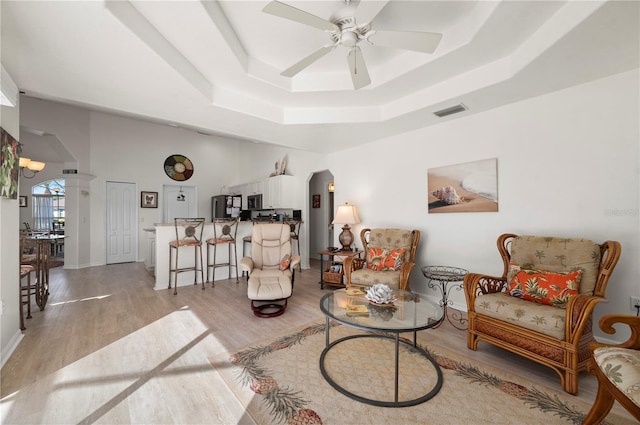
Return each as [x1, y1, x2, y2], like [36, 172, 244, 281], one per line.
[193, 245, 198, 286]
[206, 242, 211, 283]
[198, 245, 205, 290]
[582, 378, 615, 425]
[19, 274, 26, 331]
[212, 243, 217, 285]
[173, 247, 179, 295]
[298, 239, 301, 273]
[563, 369, 579, 396]
[233, 242, 239, 283]
[26, 273, 32, 319]
[168, 246, 173, 290]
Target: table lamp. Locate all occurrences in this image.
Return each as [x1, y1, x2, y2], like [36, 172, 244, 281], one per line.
[332, 202, 360, 251]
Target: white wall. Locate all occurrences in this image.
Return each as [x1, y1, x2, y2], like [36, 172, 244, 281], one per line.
[328, 69, 640, 341]
[19, 98, 91, 269]
[308, 170, 333, 259]
[86, 112, 328, 267]
[0, 67, 22, 365]
[12, 69, 639, 343]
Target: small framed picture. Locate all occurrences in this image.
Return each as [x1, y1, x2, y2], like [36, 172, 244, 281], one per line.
[141, 191, 158, 208]
[19, 196, 27, 207]
[312, 194, 321, 208]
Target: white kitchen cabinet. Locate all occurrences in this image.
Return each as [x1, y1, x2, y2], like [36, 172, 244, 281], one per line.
[232, 175, 299, 209]
[227, 185, 241, 195]
[263, 175, 297, 209]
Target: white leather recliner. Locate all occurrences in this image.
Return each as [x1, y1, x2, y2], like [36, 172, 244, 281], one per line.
[240, 223, 300, 317]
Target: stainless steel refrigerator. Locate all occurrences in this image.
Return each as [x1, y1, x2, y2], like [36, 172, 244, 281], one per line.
[211, 195, 242, 220]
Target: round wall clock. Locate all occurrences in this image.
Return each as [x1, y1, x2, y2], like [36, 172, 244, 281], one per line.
[164, 154, 194, 181]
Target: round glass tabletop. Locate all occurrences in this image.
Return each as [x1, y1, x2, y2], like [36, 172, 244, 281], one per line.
[320, 288, 443, 333]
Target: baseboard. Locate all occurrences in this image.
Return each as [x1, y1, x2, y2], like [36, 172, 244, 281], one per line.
[1, 329, 24, 369]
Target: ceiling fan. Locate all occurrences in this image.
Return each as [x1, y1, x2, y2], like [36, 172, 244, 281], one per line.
[263, 0, 443, 90]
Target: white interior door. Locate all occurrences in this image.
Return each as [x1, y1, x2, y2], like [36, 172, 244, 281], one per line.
[106, 181, 137, 264]
[163, 185, 198, 223]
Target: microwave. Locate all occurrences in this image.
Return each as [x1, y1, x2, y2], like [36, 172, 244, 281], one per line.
[247, 194, 262, 210]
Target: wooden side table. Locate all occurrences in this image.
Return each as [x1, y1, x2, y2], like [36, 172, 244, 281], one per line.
[317, 249, 363, 289]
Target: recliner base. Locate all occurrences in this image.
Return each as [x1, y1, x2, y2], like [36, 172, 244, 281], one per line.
[251, 299, 288, 318]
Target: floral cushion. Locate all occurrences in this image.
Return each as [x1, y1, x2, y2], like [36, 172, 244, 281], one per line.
[350, 268, 401, 289]
[474, 292, 566, 339]
[593, 346, 640, 408]
[366, 248, 406, 271]
[507, 264, 582, 308]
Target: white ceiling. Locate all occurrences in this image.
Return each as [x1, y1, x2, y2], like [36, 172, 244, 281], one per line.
[2, 0, 638, 156]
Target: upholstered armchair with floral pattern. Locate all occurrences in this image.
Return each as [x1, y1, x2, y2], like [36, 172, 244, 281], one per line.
[344, 228, 420, 291]
[464, 234, 621, 395]
[583, 314, 640, 424]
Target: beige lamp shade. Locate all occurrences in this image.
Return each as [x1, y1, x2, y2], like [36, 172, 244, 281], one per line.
[19, 156, 46, 178]
[332, 203, 360, 251]
[332, 203, 360, 225]
[19, 157, 31, 168]
[28, 161, 46, 171]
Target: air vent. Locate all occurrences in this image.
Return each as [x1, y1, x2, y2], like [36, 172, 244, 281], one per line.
[433, 103, 467, 118]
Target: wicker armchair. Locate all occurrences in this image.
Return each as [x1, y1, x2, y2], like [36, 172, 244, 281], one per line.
[582, 314, 640, 424]
[343, 228, 420, 291]
[464, 234, 621, 395]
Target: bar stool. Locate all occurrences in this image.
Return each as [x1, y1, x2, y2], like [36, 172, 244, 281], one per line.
[168, 218, 205, 295]
[206, 218, 239, 285]
[19, 235, 34, 330]
[284, 219, 302, 273]
[242, 235, 252, 258]
[20, 232, 49, 311]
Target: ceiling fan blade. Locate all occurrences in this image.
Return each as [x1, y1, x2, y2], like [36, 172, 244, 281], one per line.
[263, 1, 337, 32]
[355, 0, 390, 26]
[347, 46, 371, 90]
[281, 45, 335, 77]
[368, 30, 442, 54]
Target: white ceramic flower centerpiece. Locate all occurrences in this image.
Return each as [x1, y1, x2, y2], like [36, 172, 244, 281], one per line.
[365, 284, 397, 306]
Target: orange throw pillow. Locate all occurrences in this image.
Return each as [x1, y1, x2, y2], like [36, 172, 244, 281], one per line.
[366, 248, 406, 271]
[507, 267, 582, 308]
[279, 254, 291, 271]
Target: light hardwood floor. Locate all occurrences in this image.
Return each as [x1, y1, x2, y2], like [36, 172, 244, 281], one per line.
[1, 260, 633, 423]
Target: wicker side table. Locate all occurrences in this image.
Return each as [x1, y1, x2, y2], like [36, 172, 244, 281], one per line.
[317, 249, 362, 289]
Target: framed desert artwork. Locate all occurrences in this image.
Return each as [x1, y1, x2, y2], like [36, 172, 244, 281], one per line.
[312, 194, 320, 208]
[428, 158, 498, 213]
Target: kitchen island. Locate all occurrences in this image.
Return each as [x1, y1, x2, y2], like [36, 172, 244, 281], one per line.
[153, 221, 254, 291]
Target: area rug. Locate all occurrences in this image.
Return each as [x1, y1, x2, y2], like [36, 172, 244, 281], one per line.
[210, 321, 635, 425]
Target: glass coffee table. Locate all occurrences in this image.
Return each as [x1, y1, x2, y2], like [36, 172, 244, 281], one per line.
[319, 288, 444, 407]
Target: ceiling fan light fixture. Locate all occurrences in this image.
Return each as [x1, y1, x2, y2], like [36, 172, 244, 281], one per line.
[340, 30, 358, 47]
[263, 0, 442, 90]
